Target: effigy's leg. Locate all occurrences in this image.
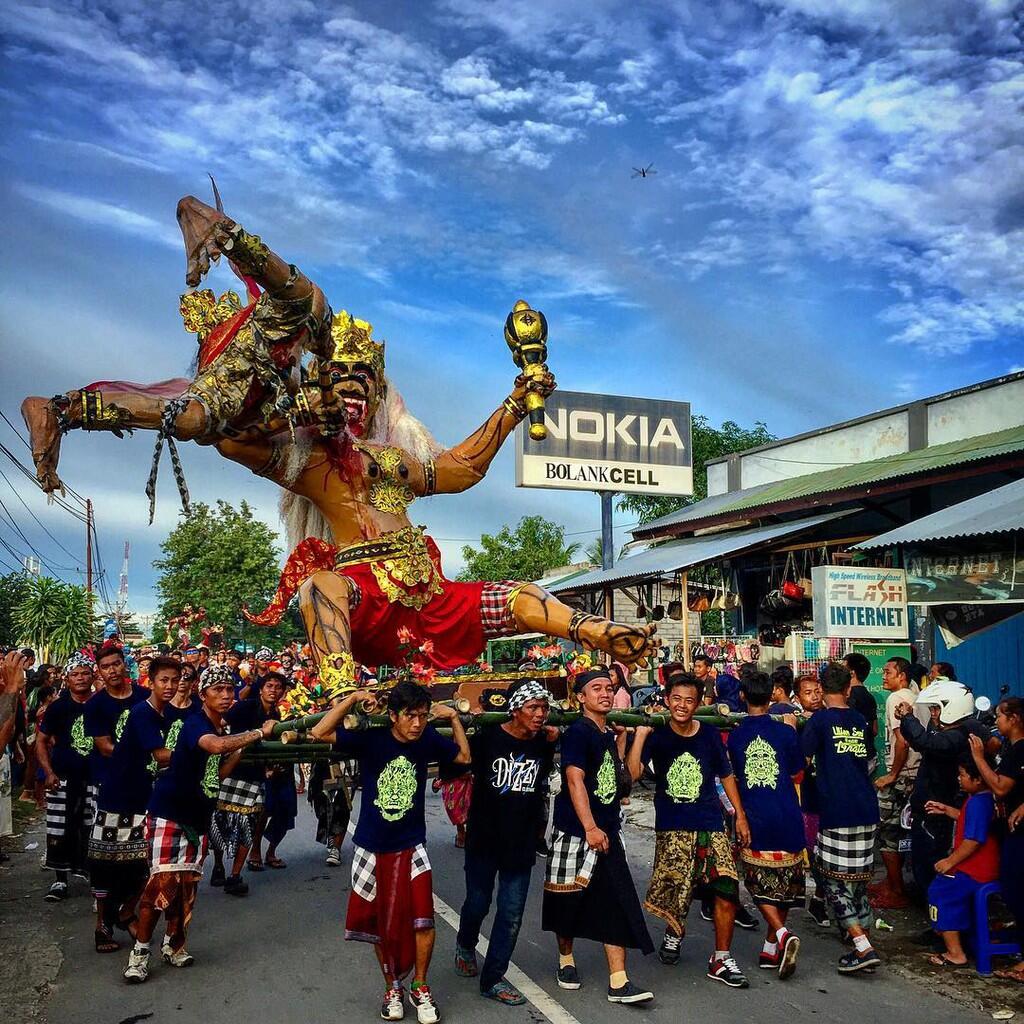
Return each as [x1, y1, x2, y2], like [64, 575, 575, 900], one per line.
[297, 571, 363, 700]
[21, 392, 209, 494]
[508, 583, 658, 667]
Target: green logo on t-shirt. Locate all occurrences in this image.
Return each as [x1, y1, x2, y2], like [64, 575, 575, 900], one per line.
[744, 735, 779, 790]
[201, 754, 220, 798]
[165, 719, 184, 752]
[70, 714, 91, 757]
[832, 725, 867, 758]
[115, 708, 131, 741]
[594, 750, 617, 805]
[374, 755, 417, 822]
[666, 752, 702, 803]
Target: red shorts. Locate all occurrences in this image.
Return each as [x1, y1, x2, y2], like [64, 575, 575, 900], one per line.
[246, 534, 520, 670]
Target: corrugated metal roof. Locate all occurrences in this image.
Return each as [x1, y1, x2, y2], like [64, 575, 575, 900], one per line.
[550, 510, 853, 593]
[853, 477, 1024, 549]
[634, 423, 1024, 539]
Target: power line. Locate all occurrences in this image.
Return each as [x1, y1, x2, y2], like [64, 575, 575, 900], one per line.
[0, 465, 83, 564]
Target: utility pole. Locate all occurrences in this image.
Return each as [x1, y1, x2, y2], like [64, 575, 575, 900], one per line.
[600, 491, 615, 621]
[85, 499, 93, 595]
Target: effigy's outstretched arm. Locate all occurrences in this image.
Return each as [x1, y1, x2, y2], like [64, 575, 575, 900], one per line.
[429, 370, 556, 494]
[508, 584, 659, 668]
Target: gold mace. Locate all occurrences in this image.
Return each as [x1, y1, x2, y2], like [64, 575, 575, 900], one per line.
[504, 299, 549, 441]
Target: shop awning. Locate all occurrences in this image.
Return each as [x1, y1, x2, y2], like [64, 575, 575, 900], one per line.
[633, 423, 1024, 540]
[853, 477, 1024, 549]
[549, 510, 853, 594]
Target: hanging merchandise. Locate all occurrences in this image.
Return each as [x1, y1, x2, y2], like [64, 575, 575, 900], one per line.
[783, 633, 800, 661]
[724, 569, 741, 611]
[667, 599, 683, 621]
[688, 589, 710, 613]
[781, 551, 805, 601]
[797, 550, 814, 597]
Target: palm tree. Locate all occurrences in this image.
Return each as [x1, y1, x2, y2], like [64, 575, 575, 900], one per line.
[585, 537, 603, 566]
[15, 576, 95, 662]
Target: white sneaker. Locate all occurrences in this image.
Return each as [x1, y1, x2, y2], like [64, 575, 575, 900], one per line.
[408, 985, 439, 1024]
[124, 946, 150, 984]
[161, 938, 195, 968]
[326, 847, 342, 867]
[380, 985, 405, 1020]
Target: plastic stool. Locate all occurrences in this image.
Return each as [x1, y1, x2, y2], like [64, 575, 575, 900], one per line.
[974, 881, 1022, 977]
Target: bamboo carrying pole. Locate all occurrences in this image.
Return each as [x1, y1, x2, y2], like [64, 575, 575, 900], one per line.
[271, 697, 471, 737]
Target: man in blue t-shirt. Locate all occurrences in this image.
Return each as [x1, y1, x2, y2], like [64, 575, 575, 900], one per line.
[36, 652, 96, 901]
[628, 670, 751, 989]
[124, 665, 272, 984]
[84, 643, 148, 791]
[88, 656, 179, 953]
[728, 671, 805, 980]
[312, 681, 469, 1024]
[541, 668, 654, 1005]
[801, 662, 881, 975]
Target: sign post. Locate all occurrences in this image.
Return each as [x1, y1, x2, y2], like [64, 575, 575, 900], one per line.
[515, 390, 693, 497]
[811, 566, 909, 640]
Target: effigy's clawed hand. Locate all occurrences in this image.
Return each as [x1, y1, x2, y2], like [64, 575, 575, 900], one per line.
[513, 370, 557, 399]
[177, 195, 235, 287]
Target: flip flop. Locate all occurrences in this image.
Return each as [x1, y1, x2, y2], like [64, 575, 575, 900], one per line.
[925, 954, 968, 969]
[266, 857, 287, 869]
[993, 967, 1024, 984]
[247, 860, 265, 872]
[95, 928, 120, 954]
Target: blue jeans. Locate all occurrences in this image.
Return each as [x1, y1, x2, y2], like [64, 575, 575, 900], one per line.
[456, 848, 532, 991]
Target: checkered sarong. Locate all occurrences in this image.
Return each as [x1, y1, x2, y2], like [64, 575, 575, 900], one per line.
[816, 825, 877, 882]
[544, 829, 598, 892]
[216, 776, 264, 813]
[351, 843, 430, 902]
[46, 780, 97, 838]
[480, 581, 522, 638]
[88, 810, 148, 862]
[147, 815, 209, 876]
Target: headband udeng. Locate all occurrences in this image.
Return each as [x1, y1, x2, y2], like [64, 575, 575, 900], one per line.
[572, 667, 612, 695]
[507, 679, 551, 711]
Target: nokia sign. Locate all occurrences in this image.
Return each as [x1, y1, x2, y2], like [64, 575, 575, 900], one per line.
[515, 390, 693, 496]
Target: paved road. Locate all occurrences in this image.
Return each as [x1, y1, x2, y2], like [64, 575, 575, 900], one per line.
[44, 794, 988, 1024]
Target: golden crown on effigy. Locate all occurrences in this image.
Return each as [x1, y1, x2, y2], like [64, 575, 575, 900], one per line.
[328, 310, 386, 379]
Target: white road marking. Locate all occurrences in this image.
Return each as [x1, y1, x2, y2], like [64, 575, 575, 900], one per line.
[432, 893, 584, 1024]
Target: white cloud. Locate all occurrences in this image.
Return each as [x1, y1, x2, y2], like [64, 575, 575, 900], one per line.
[16, 185, 181, 248]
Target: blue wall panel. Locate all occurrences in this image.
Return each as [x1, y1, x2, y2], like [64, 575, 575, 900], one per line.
[933, 610, 1024, 702]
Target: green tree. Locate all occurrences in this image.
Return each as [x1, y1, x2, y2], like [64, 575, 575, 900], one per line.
[152, 501, 293, 649]
[458, 515, 580, 583]
[14, 575, 96, 662]
[0, 571, 30, 648]
[619, 416, 776, 525]
[584, 537, 603, 566]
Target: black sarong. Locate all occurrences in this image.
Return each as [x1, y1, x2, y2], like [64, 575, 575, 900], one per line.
[542, 833, 653, 952]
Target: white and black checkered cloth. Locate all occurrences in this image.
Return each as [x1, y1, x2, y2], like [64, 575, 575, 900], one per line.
[87, 810, 148, 861]
[351, 843, 430, 902]
[216, 776, 265, 813]
[816, 825, 877, 881]
[46, 780, 97, 838]
[544, 829, 598, 892]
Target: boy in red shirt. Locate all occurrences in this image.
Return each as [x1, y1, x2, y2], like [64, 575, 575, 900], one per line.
[923, 758, 1000, 968]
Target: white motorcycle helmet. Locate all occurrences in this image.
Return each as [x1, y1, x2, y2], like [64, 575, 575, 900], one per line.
[916, 679, 975, 725]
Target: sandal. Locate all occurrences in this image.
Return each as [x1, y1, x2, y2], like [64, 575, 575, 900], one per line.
[247, 859, 265, 872]
[95, 928, 120, 954]
[925, 954, 968, 969]
[266, 856, 287, 869]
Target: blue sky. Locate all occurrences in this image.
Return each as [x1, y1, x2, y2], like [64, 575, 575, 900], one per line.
[1, 0, 1022, 620]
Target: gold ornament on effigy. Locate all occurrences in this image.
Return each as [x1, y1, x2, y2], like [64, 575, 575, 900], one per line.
[356, 443, 415, 515]
[319, 650, 358, 701]
[368, 527, 443, 610]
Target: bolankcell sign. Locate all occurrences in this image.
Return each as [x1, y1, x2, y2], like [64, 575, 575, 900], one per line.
[514, 390, 693, 496]
[811, 565, 909, 640]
